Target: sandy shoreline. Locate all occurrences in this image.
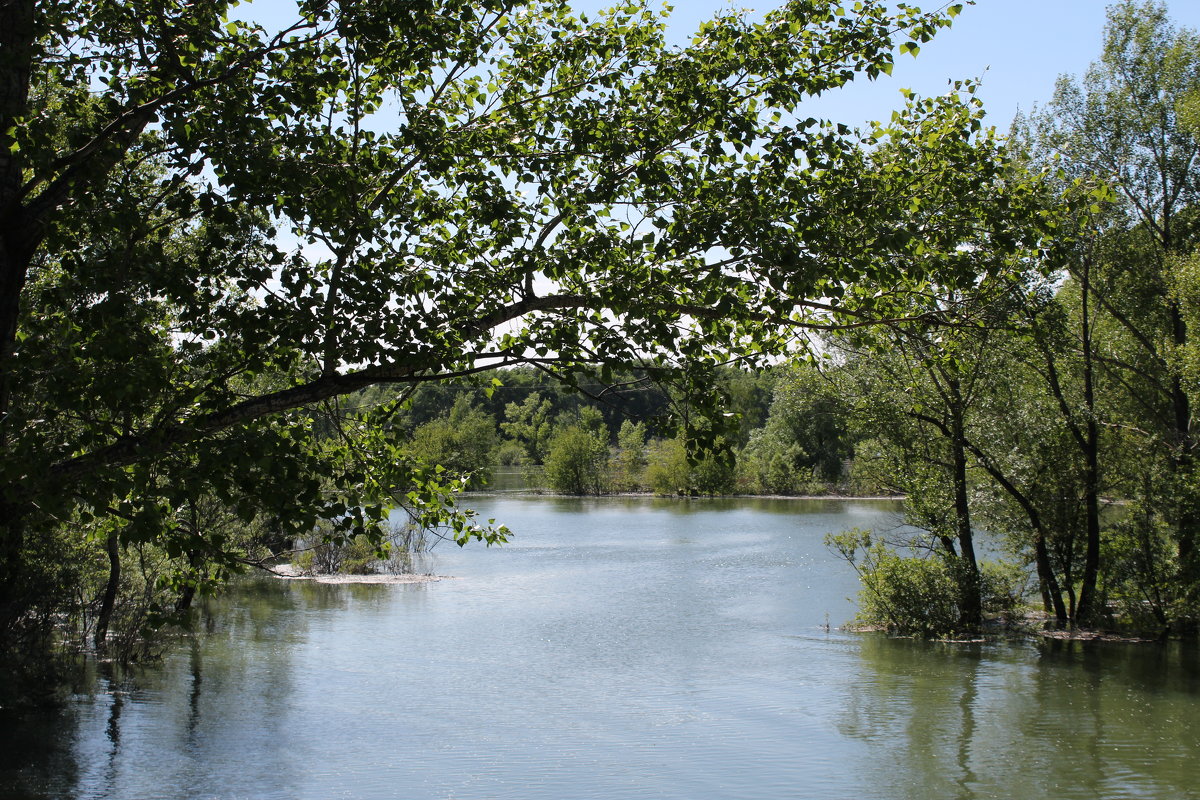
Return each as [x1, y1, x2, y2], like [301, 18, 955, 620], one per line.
[268, 563, 453, 584]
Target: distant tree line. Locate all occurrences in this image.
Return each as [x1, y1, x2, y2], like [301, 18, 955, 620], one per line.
[361, 362, 862, 498]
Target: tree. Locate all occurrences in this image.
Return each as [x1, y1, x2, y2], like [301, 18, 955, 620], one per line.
[1024, 0, 1200, 623]
[738, 362, 849, 493]
[611, 419, 647, 491]
[501, 392, 556, 464]
[543, 423, 609, 495]
[403, 396, 498, 486]
[823, 186, 1076, 630]
[834, 321, 993, 630]
[1, 0, 1034, 655]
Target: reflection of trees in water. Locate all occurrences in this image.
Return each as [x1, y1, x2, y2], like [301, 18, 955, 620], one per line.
[185, 638, 202, 748]
[836, 637, 987, 799]
[101, 665, 125, 796]
[1030, 639, 1200, 797]
[839, 636, 1200, 799]
[0, 687, 85, 798]
[0, 579, 316, 799]
[18, 577, 436, 799]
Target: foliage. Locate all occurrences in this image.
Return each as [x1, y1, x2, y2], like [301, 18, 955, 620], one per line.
[501, 393, 556, 464]
[643, 435, 734, 496]
[688, 443, 737, 496]
[644, 437, 691, 496]
[738, 426, 811, 494]
[828, 529, 964, 637]
[610, 419, 648, 492]
[403, 396, 498, 486]
[543, 423, 610, 495]
[755, 363, 850, 482]
[1, 0, 1060, 657]
[1101, 499, 1179, 627]
[1017, 0, 1200, 626]
[828, 529, 1026, 637]
[493, 440, 528, 467]
[979, 560, 1030, 619]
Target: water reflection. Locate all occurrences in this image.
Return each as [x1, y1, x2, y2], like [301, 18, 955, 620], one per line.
[185, 639, 202, 748]
[5, 499, 1200, 800]
[100, 665, 124, 798]
[0, 699, 81, 800]
[843, 636, 1200, 799]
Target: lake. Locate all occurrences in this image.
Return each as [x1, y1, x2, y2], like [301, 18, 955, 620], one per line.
[4, 496, 1200, 799]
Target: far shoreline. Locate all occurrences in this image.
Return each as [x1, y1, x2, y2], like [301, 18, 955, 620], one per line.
[463, 490, 906, 502]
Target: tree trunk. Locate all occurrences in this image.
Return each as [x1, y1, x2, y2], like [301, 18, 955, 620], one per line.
[0, 0, 35, 420]
[1168, 300, 1198, 614]
[94, 529, 121, 650]
[0, 4, 36, 654]
[1076, 256, 1103, 626]
[0, 503, 27, 647]
[175, 550, 201, 615]
[1034, 534, 1069, 623]
[948, 380, 982, 630]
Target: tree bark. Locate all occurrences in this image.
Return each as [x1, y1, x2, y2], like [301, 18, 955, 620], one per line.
[1168, 300, 1198, 611]
[1076, 255, 1103, 625]
[93, 528, 121, 650]
[947, 377, 982, 630]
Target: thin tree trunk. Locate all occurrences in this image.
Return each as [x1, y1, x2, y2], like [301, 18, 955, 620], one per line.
[1168, 299, 1198, 611]
[1076, 255, 1103, 625]
[0, 504, 26, 645]
[94, 529, 121, 650]
[1034, 534, 1069, 623]
[948, 380, 981, 630]
[0, 0, 36, 419]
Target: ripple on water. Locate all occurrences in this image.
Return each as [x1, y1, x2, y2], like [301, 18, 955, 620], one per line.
[6, 498, 1200, 800]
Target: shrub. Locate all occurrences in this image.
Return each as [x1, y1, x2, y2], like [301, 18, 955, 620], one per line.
[293, 519, 432, 575]
[690, 449, 736, 495]
[644, 437, 690, 495]
[610, 420, 647, 491]
[493, 440, 527, 467]
[644, 436, 735, 496]
[980, 560, 1028, 619]
[827, 529, 1027, 637]
[738, 428, 806, 494]
[857, 546, 962, 636]
[543, 424, 609, 495]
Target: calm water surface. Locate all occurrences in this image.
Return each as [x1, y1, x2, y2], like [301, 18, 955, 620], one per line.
[4, 497, 1200, 800]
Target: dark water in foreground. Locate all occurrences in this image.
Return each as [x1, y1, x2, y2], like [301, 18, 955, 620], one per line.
[3, 497, 1200, 800]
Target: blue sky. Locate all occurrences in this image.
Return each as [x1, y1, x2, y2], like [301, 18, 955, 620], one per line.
[568, 0, 1200, 132]
[244, 1, 1200, 132]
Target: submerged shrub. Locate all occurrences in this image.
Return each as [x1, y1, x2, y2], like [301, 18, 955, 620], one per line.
[979, 560, 1028, 619]
[827, 529, 1027, 637]
[858, 546, 961, 636]
[293, 520, 432, 576]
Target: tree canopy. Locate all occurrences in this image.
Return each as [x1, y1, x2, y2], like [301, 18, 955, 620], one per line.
[0, 0, 1061, 652]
